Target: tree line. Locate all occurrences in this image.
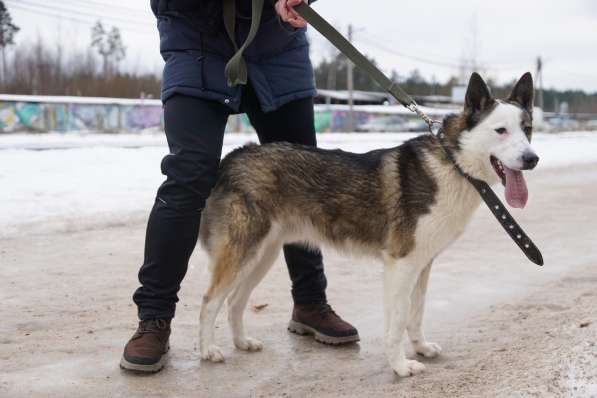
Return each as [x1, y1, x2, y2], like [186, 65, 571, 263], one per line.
[2, 35, 160, 98]
[314, 53, 597, 114]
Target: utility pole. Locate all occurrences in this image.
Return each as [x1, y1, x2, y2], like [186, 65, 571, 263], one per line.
[346, 24, 355, 131]
[535, 56, 544, 110]
[327, 57, 337, 91]
[326, 53, 337, 105]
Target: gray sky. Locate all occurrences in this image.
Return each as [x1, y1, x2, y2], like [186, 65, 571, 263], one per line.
[6, 0, 597, 92]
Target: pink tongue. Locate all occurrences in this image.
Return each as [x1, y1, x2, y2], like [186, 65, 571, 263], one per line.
[504, 166, 528, 208]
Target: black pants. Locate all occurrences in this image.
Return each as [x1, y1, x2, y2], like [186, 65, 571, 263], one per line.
[133, 85, 327, 320]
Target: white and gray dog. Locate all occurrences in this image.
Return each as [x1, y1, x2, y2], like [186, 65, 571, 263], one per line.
[197, 72, 539, 376]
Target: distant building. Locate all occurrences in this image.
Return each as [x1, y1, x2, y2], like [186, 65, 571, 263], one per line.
[316, 88, 459, 108]
[315, 89, 389, 105]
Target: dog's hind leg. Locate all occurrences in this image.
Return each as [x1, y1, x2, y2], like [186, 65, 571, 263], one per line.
[407, 262, 442, 358]
[383, 254, 428, 377]
[227, 237, 282, 352]
[199, 241, 247, 363]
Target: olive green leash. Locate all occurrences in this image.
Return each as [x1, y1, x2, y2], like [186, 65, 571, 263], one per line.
[223, 0, 265, 87]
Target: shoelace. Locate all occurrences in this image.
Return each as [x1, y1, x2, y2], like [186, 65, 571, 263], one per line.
[138, 319, 168, 334]
[318, 304, 337, 317]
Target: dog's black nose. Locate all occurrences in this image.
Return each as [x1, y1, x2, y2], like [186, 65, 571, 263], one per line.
[521, 152, 539, 170]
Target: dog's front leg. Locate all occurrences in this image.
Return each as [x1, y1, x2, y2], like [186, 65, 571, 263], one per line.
[407, 262, 442, 358]
[383, 256, 426, 377]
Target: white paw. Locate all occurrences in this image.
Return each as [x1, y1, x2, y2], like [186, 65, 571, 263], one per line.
[200, 344, 225, 362]
[234, 337, 263, 352]
[413, 341, 442, 358]
[392, 359, 426, 377]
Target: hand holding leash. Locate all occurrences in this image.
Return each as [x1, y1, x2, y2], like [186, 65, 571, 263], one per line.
[275, 0, 308, 28]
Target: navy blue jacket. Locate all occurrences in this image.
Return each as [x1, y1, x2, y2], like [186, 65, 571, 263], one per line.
[150, 0, 316, 113]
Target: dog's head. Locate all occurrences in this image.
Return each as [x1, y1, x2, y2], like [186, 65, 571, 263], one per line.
[447, 72, 539, 209]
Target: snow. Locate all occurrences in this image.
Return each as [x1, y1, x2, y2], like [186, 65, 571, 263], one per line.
[0, 94, 163, 106]
[1, 131, 596, 238]
[0, 131, 169, 150]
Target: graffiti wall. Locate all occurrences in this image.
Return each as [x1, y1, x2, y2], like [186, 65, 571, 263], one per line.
[0, 96, 165, 133]
[0, 95, 453, 133]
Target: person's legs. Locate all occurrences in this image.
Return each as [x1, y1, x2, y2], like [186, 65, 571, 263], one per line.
[241, 85, 327, 305]
[132, 95, 229, 320]
[122, 95, 229, 372]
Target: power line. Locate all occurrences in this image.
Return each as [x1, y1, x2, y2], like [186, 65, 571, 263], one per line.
[7, 3, 101, 26]
[550, 68, 596, 80]
[357, 31, 532, 73]
[6, 0, 154, 31]
[56, 0, 150, 22]
[360, 32, 466, 64]
[8, 0, 153, 27]
[357, 35, 530, 73]
[66, 0, 148, 14]
[356, 36, 462, 69]
[7, 3, 154, 36]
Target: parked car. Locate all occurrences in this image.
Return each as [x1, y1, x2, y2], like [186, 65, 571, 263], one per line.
[356, 116, 408, 132]
[585, 119, 597, 130]
[357, 116, 429, 132]
[547, 117, 580, 130]
[402, 119, 429, 132]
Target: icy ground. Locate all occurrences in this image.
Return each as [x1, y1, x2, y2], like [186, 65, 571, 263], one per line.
[2, 132, 597, 397]
[1, 131, 596, 238]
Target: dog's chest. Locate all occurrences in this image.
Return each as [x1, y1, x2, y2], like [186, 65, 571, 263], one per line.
[415, 171, 481, 257]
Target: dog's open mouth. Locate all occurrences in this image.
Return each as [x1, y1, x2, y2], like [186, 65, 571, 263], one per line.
[490, 155, 528, 209]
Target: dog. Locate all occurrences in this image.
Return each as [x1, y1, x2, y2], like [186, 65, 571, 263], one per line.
[197, 72, 539, 376]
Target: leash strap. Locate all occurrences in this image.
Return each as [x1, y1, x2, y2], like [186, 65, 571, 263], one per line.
[468, 178, 543, 265]
[294, 2, 415, 108]
[295, 2, 544, 266]
[223, 0, 264, 86]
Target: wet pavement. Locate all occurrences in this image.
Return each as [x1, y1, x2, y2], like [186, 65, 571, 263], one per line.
[1, 163, 596, 397]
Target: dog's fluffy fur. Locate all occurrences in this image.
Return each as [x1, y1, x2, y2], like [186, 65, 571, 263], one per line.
[197, 73, 539, 376]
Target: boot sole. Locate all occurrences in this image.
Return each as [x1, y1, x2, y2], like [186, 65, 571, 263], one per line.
[119, 344, 169, 373]
[288, 320, 360, 345]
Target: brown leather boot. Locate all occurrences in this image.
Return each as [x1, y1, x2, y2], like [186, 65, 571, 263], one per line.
[120, 319, 171, 372]
[288, 303, 359, 345]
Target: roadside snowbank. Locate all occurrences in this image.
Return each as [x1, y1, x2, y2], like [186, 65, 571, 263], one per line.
[1, 131, 596, 238]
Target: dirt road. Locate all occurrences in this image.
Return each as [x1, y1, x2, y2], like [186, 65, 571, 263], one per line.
[1, 163, 596, 397]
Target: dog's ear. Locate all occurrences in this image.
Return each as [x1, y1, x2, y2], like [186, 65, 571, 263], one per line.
[465, 72, 495, 115]
[508, 72, 534, 113]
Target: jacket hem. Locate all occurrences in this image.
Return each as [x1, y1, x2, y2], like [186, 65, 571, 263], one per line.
[161, 86, 241, 113]
[263, 89, 317, 113]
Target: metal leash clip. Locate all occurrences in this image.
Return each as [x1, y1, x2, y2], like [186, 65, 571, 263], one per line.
[406, 103, 442, 136]
[428, 120, 443, 136]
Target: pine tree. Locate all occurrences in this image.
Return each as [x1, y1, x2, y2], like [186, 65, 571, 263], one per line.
[0, 1, 19, 87]
[91, 21, 126, 78]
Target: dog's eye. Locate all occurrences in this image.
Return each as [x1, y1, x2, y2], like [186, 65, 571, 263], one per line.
[495, 128, 507, 135]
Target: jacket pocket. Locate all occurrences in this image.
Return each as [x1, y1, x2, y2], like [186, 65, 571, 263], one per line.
[162, 50, 204, 92]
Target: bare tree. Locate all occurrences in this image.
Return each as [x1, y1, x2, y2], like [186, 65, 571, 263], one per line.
[5, 36, 159, 98]
[0, 1, 19, 86]
[91, 21, 126, 78]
